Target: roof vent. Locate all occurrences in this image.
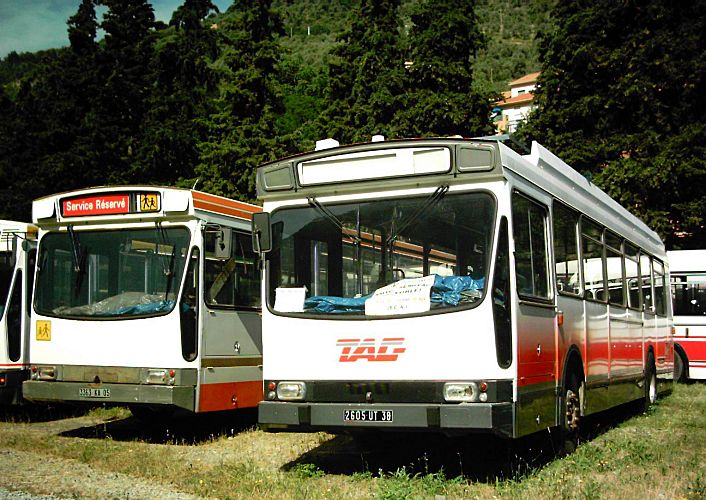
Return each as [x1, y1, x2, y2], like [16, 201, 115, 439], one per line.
[315, 138, 340, 151]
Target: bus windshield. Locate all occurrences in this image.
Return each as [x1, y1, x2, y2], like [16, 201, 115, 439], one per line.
[268, 191, 495, 316]
[35, 227, 191, 319]
[672, 273, 706, 316]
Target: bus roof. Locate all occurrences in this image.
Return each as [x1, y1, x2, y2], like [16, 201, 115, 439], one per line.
[667, 250, 706, 273]
[32, 186, 261, 225]
[256, 137, 664, 258]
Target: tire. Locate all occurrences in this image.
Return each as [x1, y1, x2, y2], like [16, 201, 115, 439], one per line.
[674, 350, 688, 383]
[560, 371, 582, 455]
[644, 352, 657, 410]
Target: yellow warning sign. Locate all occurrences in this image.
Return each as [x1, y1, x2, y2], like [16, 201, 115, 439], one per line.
[139, 193, 160, 212]
[36, 320, 51, 341]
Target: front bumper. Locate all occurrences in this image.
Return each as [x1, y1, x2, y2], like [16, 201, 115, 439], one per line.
[258, 401, 514, 437]
[22, 380, 196, 411]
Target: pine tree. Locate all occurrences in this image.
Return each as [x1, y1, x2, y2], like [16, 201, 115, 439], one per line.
[395, 0, 493, 138]
[317, 0, 405, 144]
[195, 0, 285, 200]
[137, 0, 220, 186]
[520, 0, 706, 248]
[92, 0, 156, 184]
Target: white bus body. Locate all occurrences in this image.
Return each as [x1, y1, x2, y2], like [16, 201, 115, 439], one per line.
[254, 138, 672, 441]
[23, 187, 263, 415]
[668, 249, 706, 381]
[0, 221, 36, 404]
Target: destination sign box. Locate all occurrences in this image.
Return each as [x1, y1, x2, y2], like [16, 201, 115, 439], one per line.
[61, 192, 161, 217]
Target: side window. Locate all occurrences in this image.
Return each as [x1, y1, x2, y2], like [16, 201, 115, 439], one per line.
[624, 243, 641, 309]
[512, 192, 551, 300]
[653, 259, 666, 316]
[605, 231, 625, 307]
[553, 202, 581, 295]
[26, 249, 36, 316]
[204, 228, 261, 309]
[581, 218, 605, 301]
[493, 217, 512, 368]
[180, 248, 199, 362]
[640, 254, 654, 313]
[7, 270, 22, 362]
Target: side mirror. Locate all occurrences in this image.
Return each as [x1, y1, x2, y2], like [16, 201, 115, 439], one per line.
[252, 212, 272, 253]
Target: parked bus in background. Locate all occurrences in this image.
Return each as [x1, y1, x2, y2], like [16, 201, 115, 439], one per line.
[22, 187, 262, 419]
[0, 221, 37, 405]
[669, 249, 706, 382]
[253, 137, 673, 451]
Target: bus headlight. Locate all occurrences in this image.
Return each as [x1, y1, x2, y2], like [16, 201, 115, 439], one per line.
[276, 381, 306, 401]
[443, 382, 480, 402]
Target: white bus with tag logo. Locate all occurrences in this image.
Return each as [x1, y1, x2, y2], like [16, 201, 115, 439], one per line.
[23, 187, 262, 418]
[253, 138, 672, 450]
[669, 249, 706, 381]
[0, 221, 37, 404]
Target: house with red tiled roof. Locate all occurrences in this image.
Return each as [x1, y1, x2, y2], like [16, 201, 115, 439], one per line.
[493, 71, 540, 133]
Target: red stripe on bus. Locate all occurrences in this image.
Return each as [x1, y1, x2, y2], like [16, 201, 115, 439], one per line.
[192, 191, 261, 218]
[198, 380, 263, 412]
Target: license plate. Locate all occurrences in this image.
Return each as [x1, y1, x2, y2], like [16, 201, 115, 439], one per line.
[78, 387, 111, 398]
[343, 409, 393, 423]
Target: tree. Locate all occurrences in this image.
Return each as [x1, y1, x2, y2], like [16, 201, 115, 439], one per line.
[195, 0, 285, 200]
[395, 0, 493, 137]
[316, 0, 406, 144]
[91, 0, 156, 185]
[520, 0, 706, 248]
[136, 0, 221, 186]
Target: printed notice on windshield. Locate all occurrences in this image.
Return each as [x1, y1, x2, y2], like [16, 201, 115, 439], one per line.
[365, 275, 435, 316]
[275, 287, 307, 312]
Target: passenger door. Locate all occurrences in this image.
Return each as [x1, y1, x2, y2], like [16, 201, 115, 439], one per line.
[512, 192, 557, 435]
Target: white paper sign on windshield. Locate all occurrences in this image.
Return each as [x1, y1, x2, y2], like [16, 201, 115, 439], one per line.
[365, 275, 435, 316]
[275, 287, 307, 312]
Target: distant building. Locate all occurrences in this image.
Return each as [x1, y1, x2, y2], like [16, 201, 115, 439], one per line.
[493, 71, 539, 134]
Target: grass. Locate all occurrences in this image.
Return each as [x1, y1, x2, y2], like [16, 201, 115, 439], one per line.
[0, 383, 704, 499]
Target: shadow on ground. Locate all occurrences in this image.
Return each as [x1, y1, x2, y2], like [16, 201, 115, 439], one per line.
[282, 402, 645, 481]
[60, 408, 258, 445]
[0, 403, 93, 423]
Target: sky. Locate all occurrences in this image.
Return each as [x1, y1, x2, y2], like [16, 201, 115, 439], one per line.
[0, 0, 232, 58]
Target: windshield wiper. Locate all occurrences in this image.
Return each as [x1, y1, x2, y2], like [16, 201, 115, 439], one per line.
[67, 225, 87, 294]
[386, 185, 449, 246]
[307, 197, 361, 245]
[155, 222, 176, 301]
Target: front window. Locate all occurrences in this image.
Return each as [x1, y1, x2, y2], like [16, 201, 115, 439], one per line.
[35, 227, 191, 319]
[268, 191, 495, 317]
[672, 273, 706, 316]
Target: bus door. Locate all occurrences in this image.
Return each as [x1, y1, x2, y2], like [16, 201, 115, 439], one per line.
[605, 231, 633, 380]
[200, 226, 262, 411]
[581, 219, 610, 391]
[512, 192, 557, 435]
[552, 202, 585, 396]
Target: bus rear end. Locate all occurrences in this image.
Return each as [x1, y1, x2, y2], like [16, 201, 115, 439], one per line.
[0, 221, 36, 404]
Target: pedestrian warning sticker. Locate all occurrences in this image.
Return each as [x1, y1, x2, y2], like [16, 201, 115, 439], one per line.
[139, 193, 160, 213]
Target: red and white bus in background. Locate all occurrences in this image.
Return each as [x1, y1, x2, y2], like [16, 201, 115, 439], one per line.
[252, 137, 672, 450]
[0, 221, 37, 404]
[22, 187, 263, 418]
[669, 250, 706, 382]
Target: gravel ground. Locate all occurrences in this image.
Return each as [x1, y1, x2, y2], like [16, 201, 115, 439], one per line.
[0, 448, 199, 499]
[0, 413, 202, 500]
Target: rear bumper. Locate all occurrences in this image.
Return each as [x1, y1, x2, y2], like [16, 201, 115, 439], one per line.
[22, 380, 195, 411]
[258, 401, 514, 437]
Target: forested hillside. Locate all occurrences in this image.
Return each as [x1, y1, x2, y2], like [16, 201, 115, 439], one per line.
[0, 0, 703, 247]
